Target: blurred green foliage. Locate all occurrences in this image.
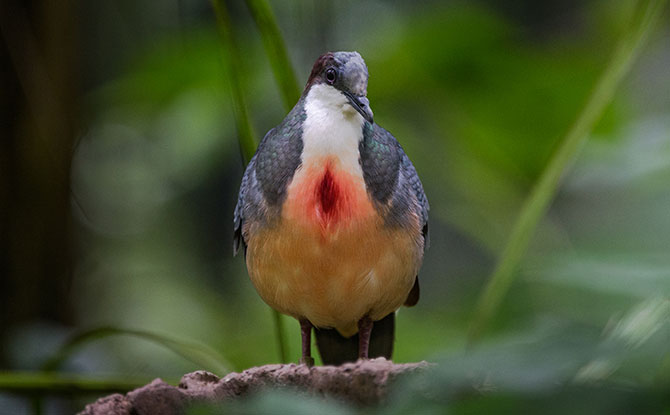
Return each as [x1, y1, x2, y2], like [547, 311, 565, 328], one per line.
[1, 0, 669, 413]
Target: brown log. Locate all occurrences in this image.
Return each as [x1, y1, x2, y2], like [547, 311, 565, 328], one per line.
[79, 358, 429, 414]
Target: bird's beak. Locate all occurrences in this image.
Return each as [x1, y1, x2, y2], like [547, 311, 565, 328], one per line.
[343, 91, 374, 124]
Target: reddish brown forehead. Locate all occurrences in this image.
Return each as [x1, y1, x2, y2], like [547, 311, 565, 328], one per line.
[305, 52, 335, 90]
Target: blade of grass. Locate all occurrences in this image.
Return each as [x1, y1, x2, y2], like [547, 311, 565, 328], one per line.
[468, 0, 667, 344]
[246, 0, 300, 363]
[244, 0, 301, 110]
[210, 0, 288, 363]
[211, 0, 257, 163]
[0, 371, 157, 394]
[271, 307, 288, 364]
[244, 0, 303, 366]
[42, 326, 230, 375]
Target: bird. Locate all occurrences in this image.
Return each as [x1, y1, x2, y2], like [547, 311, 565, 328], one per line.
[233, 51, 428, 366]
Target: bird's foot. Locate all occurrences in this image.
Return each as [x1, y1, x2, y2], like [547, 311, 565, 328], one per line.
[299, 319, 314, 367]
[299, 356, 314, 367]
[357, 315, 373, 359]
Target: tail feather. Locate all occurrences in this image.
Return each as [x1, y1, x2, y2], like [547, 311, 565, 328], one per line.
[315, 312, 395, 365]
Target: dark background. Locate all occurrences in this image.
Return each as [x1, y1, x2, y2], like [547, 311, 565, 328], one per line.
[1, 0, 669, 413]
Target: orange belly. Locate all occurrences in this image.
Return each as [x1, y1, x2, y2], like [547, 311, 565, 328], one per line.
[245, 157, 421, 337]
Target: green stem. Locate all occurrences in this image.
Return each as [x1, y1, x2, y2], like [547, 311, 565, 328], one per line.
[0, 371, 156, 394]
[244, 0, 301, 110]
[272, 308, 288, 363]
[210, 0, 257, 163]
[42, 326, 230, 375]
[244, 0, 301, 365]
[31, 396, 43, 415]
[210, 0, 291, 363]
[467, 0, 667, 344]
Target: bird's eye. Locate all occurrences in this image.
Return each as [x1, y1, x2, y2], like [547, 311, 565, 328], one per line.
[325, 68, 337, 85]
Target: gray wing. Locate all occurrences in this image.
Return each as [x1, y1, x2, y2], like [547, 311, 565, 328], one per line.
[400, 150, 430, 248]
[394, 134, 429, 307]
[233, 154, 258, 256]
[233, 101, 306, 256]
[360, 122, 429, 242]
[360, 122, 429, 307]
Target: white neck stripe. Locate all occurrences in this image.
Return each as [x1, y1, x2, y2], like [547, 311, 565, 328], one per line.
[301, 84, 365, 176]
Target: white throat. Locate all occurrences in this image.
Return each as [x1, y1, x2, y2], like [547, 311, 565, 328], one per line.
[301, 84, 365, 173]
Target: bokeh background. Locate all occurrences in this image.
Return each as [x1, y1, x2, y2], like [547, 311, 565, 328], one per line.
[1, 0, 669, 413]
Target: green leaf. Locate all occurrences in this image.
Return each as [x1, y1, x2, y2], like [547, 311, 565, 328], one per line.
[0, 371, 155, 394]
[244, 0, 301, 110]
[210, 0, 299, 365]
[468, 0, 668, 344]
[42, 326, 230, 375]
[210, 0, 257, 164]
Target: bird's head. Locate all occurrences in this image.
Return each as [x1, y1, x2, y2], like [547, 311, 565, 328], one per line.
[304, 51, 374, 124]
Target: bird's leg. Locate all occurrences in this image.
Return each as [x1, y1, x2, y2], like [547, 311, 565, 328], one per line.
[299, 319, 314, 367]
[358, 315, 373, 360]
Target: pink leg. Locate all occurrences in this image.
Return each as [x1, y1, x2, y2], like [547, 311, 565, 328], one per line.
[299, 319, 314, 366]
[358, 315, 373, 359]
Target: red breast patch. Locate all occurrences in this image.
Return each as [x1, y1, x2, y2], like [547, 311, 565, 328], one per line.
[317, 168, 339, 221]
[284, 158, 373, 233]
